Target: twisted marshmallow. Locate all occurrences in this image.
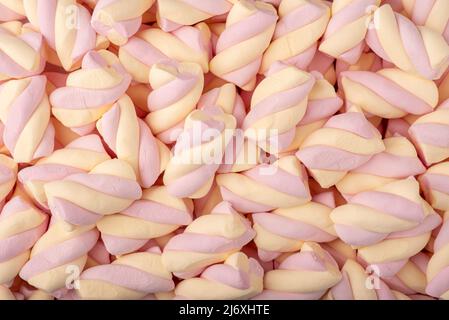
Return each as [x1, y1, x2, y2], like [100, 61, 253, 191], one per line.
[326, 259, 408, 300]
[243, 63, 315, 153]
[366, 4, 449, 80]
[198, 82, 246, 128]
[261, 0, 330, 73]
[408, 101, 449, 166]
[253, 191, 337, 261]
[426, 213, 449, 299]
[0, 0, 25, 21]
[157, 0, 232, 32]
[0, 197, 48, 286]
[91, 0, 155, 46]
[50, 50, 131, 135]
[145, 61, 204, 144]
[18, 135, 111, 209]
[97, 185, 193, 255]
[175, 252, 263, 300]
[419, 162, 449, 212]
[402, 0, 449, 42]
[331, 178, 441, 277]
[23, 0, 96, 71]
[0, 23, 44, 81]
[319, 0, 380, 64]
[336, 136, 425, 198]
[163, 107, 236, 199]
[296, 108, 385, 188]
[0, 75, 54, 163]
[0, 285, 15, 299]
[77, 244, 174, 300]
[20, 222, 99, 295]
[253, 242, 341, 299]
[280, 73, 342, 153]
[44, 159, 142, 228]
[383, 252, 429, 296]
[119, 24, 211, 82]
[162, 201, 255, 279]
[340, 68, 438, 118]
[97, 95, 171, 188]
[209, 0, 277, 91]
[217, 155, 311, 213]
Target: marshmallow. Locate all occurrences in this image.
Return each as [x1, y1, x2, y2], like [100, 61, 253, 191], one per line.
[426, 213, 449, 299]
[331, 178, 441, 277]
[20, 222, 99, 296]
[336, 136, 425, 198]
[23, 0, 96, 71]
[0, 196, 48, 286]
[319, 0, 380, 64]
[366, 4, 449, 80]
[243, 63, 315, 153]
[252, 192, 337, 261]
[175, 252, 263, 299]
[216, 155, 311, 213]
[209, 0, 277, 91]
[0, 285, 15, 299]
[157, 0, 232, 32]
[97, 185, 193, 255]
[97, 95, 171, 188]
[261, 0, 330, 72]
[163, 107, 236, 199]
[420, 162, 449, 212]
[340, 68, 438, 118]
[44, 159, 142, 228]
[91, 0, 155, 46]
[408, 101, 449, 166]
[253, 242, 341, 299]
[326, 259, 407, 300]
[297, 108, 385, 188]
[77, 243, 174, 299]
[198, 82, 246, 128]
[161, 201, 255, 279]
[0, 0, 25, 21]
[146, 61, 204, 144]
[0, 23, 44, 81]
[0, 75, 54, 163]
[18, 134, 111, 209]
[119, 24, 211, 82]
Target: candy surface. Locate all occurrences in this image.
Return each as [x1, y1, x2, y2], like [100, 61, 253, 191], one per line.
[0, 0, 448, 301]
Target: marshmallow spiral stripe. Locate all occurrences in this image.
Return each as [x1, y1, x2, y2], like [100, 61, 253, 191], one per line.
[119, 24, 211, 83]
[50, 50, 131, 135]
[0, 24, 45, 81]
[18, 134, 111, 209]
[91, 0, 155, 46]
[157, 0, 232, 32]
[44, 159, 142, 228]
[0, 75, 54, 163]
[261, 0, 330, 72]
[366, 4, 449, 80]
[97, 95, 171, 188]
[77, 244, 174, 300]
[97, 186, 193, 256]
[0, 197, 48, 286]
[209, 0, 278, 91]
[319, 0, 381, 64]
[162, 201, 255, 279]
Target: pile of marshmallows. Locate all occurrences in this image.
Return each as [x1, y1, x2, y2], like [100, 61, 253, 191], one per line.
[0, 0, 449, 300]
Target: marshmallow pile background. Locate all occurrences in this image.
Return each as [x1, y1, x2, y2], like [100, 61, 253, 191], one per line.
[0, 0, 449, 300]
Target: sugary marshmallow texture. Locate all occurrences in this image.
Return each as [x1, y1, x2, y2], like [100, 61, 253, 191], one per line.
[0, 0, 448, 301]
